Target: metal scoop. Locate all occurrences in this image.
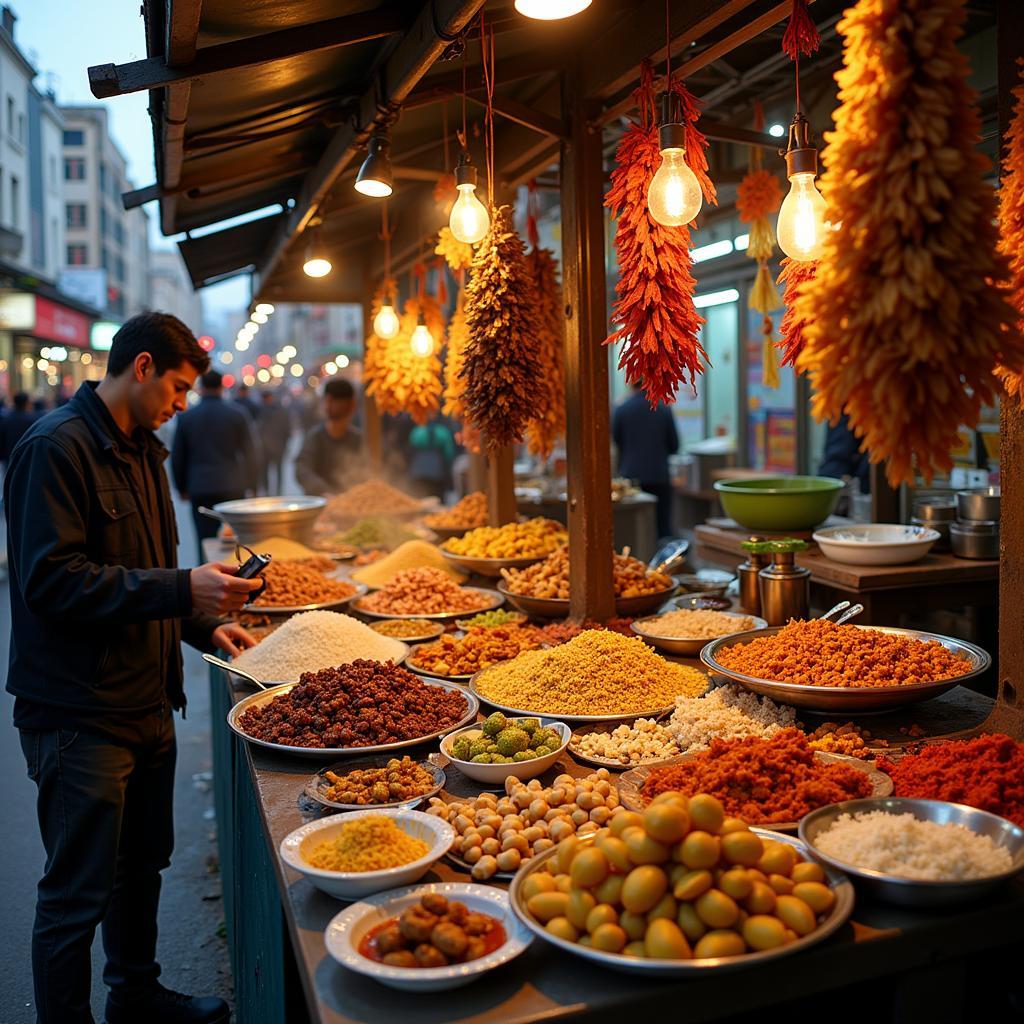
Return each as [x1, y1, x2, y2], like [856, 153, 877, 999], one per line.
[202, 652, 268, 690]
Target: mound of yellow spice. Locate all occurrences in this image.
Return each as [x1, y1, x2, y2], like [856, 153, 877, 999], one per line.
[474, 629, 707, 716]
[352, 540, 466, 588]
[305, 815, 429, 872]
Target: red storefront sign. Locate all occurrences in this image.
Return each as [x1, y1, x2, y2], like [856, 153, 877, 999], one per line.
[33, 296, 91, 348]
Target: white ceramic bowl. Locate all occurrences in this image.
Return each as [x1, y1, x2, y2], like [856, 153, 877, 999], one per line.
[279, 809, 454, 900]
[812, 524, 940, 565]
[324, 882, 532, 991]
[439, 718, 571, 783]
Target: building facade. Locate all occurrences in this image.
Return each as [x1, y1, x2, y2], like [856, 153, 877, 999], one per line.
[149, 247, 203, 332]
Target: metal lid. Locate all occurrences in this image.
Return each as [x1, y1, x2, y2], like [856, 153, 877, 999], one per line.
[951, 520, 998, 535]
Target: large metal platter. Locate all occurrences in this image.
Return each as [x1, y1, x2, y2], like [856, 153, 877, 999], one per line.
[351, 586, 503, 622]
[469, 665, 679, 724]
[701, 625, 990, 713]
[439, 549, 550, 579]
[244, 582, 367, 615]
[226, 677, 479, 759]
[631, 611, 768, 657]
[304, 756, 447, 812]
[616, 750, 893, 830]
[510, 829, 854, 975]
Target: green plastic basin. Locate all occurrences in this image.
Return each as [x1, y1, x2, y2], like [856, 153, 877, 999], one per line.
[713, 476, 845, 531]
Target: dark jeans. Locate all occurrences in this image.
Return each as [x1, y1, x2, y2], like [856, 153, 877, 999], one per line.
[20, 717, 176, 1024]
[639, 480, 675, 541]
[190, 493, 240, 563]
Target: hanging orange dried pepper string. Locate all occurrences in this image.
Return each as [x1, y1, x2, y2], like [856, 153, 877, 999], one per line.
[996, 57, 1024, 400]
[793, 0, 1021, 486]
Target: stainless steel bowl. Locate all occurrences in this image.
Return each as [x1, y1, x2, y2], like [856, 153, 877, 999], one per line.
[631, 611, 767, 656]
[439, 549, 548, 579]
[676, 571, 735, 598]
[799, 797, 1024, 907]
[911, 517, 950, 551]
[950, 520, 999, 560]
[212, 495, 326, 545]
[956, 486, 1000, 522]
[912, 499, 957, 522]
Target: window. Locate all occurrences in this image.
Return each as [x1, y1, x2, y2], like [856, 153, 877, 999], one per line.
[10, 177, 19, 229]
[66, 244, 88, 265]
[48, 155, 56, 188]
[66, 203, 87, 228]
[63, 129, 84, 146]
[100, 207, 108, 237]
[64, 157, 85, 181]
[113, 220, 124, 245]
[99, 162, 107, 193]
[17, 113, 24, 143]
[6, 96, 12, 136]
[115, 255, 124, 281]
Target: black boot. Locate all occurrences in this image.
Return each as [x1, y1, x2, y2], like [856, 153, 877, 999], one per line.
[105, 983, 230, 1024]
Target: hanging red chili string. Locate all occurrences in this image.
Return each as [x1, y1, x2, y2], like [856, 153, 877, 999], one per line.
[526, 179, 540, 249]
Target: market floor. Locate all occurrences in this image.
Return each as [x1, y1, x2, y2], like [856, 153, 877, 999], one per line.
[0, 491, 236, 1024]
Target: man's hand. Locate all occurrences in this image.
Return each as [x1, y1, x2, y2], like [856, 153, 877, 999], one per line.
[211, 622, 258, 657]
[190, 561, 263, 616]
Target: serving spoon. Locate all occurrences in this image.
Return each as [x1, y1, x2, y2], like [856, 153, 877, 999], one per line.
[202, 652, 268, 690]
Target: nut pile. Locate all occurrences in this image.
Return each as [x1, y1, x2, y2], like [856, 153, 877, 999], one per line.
[425, 769, 621, 879]
[443, 518, 567, 560]
[665, 685, 796, 755]
[805, 721, 880, 757]
[358, 568, 493, 617]
[640, 609, 756, 639]
[322, 757, 439, 805]
[409, 626, 543, 677]
[320, 481, 422, 526]
[572, 719, 680, 766]
[424, 491, 489, 530]
[502, 546, 672, 600]
[250, 560, 357, 608]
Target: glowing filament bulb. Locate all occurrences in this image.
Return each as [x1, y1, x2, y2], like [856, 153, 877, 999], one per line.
[410, 324, 434, 357]
[777, 172, 828, 261]
[449, 182, 490, 244]
[373, 304, 400, 339]
[647, 147, 702, 227]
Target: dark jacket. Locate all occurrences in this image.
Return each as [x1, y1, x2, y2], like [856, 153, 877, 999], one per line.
[4, 382, 221, 727]
[0, 408, 37, 465]
[612, 391, 680, 485]
[818, 413, 871, 494]
[171, 394, 260, 497]
[295, 423, 364, 495]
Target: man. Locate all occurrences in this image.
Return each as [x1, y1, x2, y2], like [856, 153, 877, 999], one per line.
[232, 383, 260, 424]
[612, 381, 680, 541]
[171, 369, 261, 561]
[294, 376, 365, 495]
[257, 389, 292, 494]
[0, 391, 38, 469]
[5, 311, 261, 1024]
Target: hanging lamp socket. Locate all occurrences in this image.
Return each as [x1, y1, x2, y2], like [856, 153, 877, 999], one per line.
[355, 133, 394, 197]
[782, 111, 818, 177]
[454, 152, 478, 188]
[657, 92, 685, 151]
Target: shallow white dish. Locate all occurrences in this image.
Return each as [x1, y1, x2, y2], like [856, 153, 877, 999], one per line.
[324, 882, 532, 991]
[438, 718, 571, 783]
[812, 524, 939, 565]
[278, 808, 454, 900]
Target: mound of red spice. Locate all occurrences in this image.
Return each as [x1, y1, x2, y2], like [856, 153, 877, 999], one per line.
[878, 733, 1024, 827]
[639, 728, 873, 824]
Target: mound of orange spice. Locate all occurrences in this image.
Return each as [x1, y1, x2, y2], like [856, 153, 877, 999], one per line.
[408, 625, 544, 677]
[715, 618, 969, 688]
[639, 728, 873, 825]
[879, 734, 1024, 827]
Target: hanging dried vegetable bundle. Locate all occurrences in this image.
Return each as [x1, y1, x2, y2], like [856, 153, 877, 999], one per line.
[365, 297, 443, 425]
[775, 257, 816, 367]
[436, 226, 475, 272]
[604, 63, 717, 407]
[793, 0, 1022, 486]
[442, 286, 469, 419]
[996, 58, 1024, 400]
[524, 245, 567, 459]
[461, 205, 545, 453]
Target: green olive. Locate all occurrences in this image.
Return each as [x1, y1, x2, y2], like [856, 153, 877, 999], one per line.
[695, 889, 740, 929]
[619, 910, 647, 941]
[585, 903, 619, 934]
[742, 914, 787, 951]
[643, 802, 690, 844]
[644, 918, 693, 960]
[570, 847, 610, 889]
[527, 891, 569, 923]
[680, 830, 720, 869]
[775, 895, 817, 936]
[676, 901, 708, 942]
[590, 923, 628, 953]
[566, 888, 597, 930]
[645, 893, 678, 924]
[694, 929, 746, 959]
[687, 794, 725, 834]
[594, 872, 625, 907]
[792, 881, 835, 915]
[672, 868, 713, 902]
[623, 940, 647, 958]
[720, 830, 764, 867]
[621, 865, 668, 914]
[545, 917, 580, 942]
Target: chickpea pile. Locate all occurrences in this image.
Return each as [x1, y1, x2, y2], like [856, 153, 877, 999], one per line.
[521, 792, 836, 961]
[442, 518, 567, 560]
[502, 546, 673, 600]
[425, 769, 622, 880]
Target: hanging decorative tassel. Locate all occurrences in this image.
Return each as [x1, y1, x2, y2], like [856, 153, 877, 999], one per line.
[775, 257, 817, 367]
[793, 0, 1022, 487]
[604, 62, 716, 408]
[782, 0, 821, 61]
[996, 57, 1024, 400]
[762, 316, 781, 390]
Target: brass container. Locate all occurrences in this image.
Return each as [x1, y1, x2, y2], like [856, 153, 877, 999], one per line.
[758, 547, 810, 625]
[737, 538, 772, 616]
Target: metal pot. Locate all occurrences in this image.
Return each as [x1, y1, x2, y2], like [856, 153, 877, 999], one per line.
[956, 487, 1000, 523]
[911, 517, 950, 552]
[211, 495, 327, 545]
[912, 499, 957, 522]
[949, 520, 999, 560]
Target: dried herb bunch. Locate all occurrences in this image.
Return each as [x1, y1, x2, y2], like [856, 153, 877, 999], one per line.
[996, 58, 1024, 400]
[461, 205, 545, 453]
[775, 257, 817, 367]
[436, 226, 475, 272]
[794, 0, 1022, 486]
[442, 286, 469, 419]
[524, 245, 567, 458]
[604, 64, 717, 407]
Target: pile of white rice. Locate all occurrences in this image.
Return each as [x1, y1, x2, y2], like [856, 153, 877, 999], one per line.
[815, 811, 1014, 880]
[232, 611, 406, 681]
[666, 684, 797, 753]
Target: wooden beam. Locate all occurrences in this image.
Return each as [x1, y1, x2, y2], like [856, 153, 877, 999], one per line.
[88, 8, 407, 98]
[700, 120, 780, 150]
[561, 67, 615, 623]
[255, 0, 487, 295]
[463, 92, 565, 139]
[166, 0, 201, 65]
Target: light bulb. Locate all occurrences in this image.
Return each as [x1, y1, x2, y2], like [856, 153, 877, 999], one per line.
[514, 0, 591, 18]
[777, 172, 828, 261]
[449, 183, 490, 244]
[410, 324, 435, 357]
[373, 303, 400, 339]
[647, 147, 702, 226]
[303, 256, 332, 278]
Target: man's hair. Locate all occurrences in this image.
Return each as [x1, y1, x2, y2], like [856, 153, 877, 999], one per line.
[107, 312, 210, 378]
[201, 370, 223, 390]
[324, 377, 355, 402]
[13, 392, 29, 411]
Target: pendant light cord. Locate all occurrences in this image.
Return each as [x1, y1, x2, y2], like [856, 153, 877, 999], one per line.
[665, 0, 671, 85]
[381, 201, 392, 300]
[481, 13, 496, 208]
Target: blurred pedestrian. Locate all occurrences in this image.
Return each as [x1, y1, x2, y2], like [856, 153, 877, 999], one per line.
[172, 369, 261, 561]
[295, 377, 364, 495]
[257, 390, 292, 494]
[407, 420, 456, 500]
[233, 383, 260, 423]
[5, 311, 255, 1024]
[612, 381, 680, 540]
[0, 392, 37, 470]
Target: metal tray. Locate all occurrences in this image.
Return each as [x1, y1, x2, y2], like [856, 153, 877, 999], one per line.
[244, 581, 367, 615]
[351, 586, 504, 622]
[367, 621, 446, 644]
[631, 612, 767, 657]
[701, 625, 990, 713]
[510, 829, 854, 975]
[304, 756, 446, 812]
[615, 750, 893, 829]
[439, 549, 550, 578]
[226, 678, 479, 758]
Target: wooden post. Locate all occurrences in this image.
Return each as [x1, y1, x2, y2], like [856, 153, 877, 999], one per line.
[561, 66, 615, 622]
[360, 288, 383, 470]
[869, 463, 900, 523]
[487, 445, 518, 525]
[468, 452, 488, 493]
